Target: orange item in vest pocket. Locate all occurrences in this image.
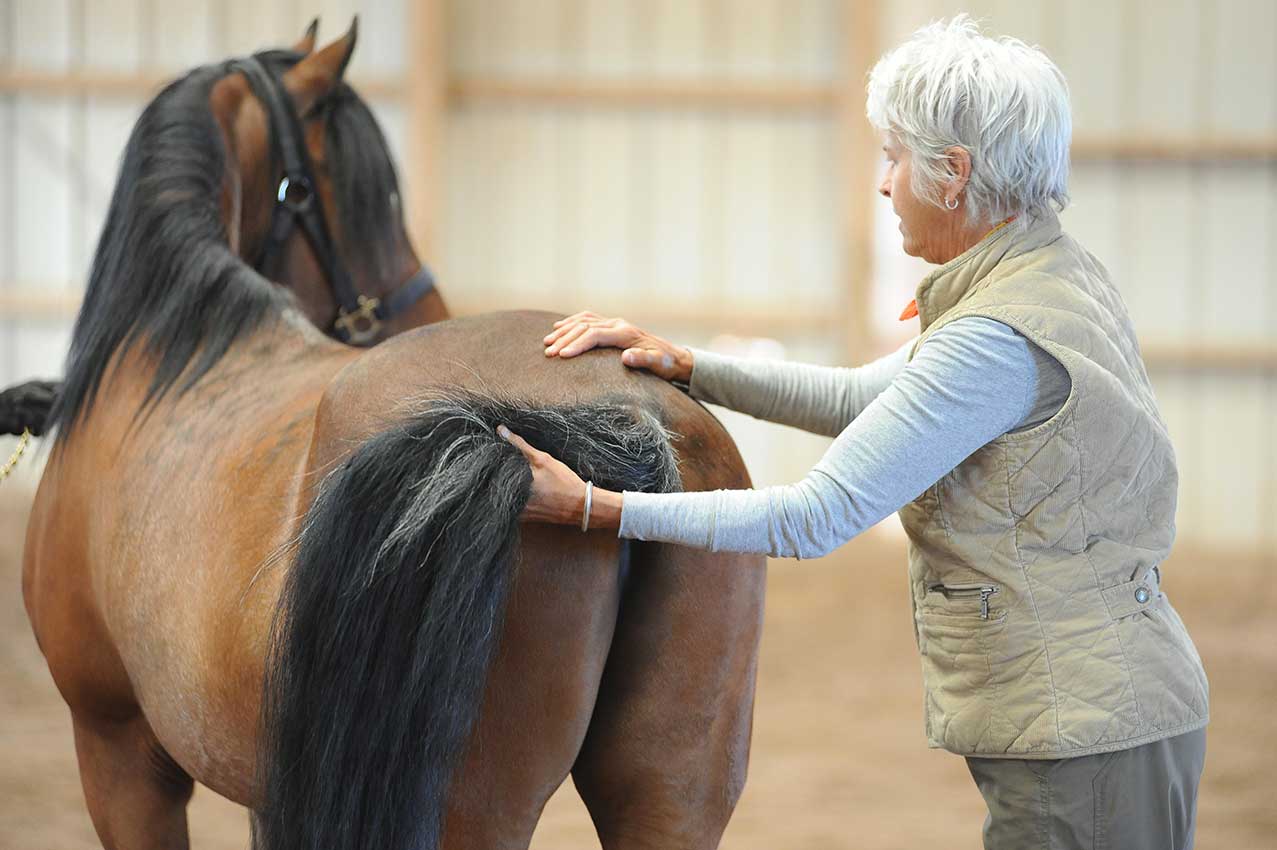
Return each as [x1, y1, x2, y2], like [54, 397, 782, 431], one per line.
[899, 299, 919, 321]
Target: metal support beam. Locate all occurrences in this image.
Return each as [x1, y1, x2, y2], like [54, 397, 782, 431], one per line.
[404, 0, 447, 264]
[839, 0, 880, 365]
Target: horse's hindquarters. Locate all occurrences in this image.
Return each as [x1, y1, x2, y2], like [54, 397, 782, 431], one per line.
[269, 309, 765, 846]
[441, 524, 628, 847]
[573, 541, 767, 848]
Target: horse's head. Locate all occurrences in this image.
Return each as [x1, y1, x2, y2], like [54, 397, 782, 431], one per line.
[209, 19, 446, 344]
[53, 21, 448, 438]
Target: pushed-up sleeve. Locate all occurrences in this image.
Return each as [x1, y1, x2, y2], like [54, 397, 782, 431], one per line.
[685, 337, 914, 437]
[620, 318, 1038, 558]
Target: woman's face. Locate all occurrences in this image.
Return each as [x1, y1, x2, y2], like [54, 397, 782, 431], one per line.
[879, 137, 952, 263]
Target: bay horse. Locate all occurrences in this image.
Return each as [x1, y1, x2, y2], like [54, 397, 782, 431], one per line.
[20, 21, 766, 850]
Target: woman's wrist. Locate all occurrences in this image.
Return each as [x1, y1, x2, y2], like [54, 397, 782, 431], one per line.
[587, 487, 624, 530]
[674, 346, 695, 384]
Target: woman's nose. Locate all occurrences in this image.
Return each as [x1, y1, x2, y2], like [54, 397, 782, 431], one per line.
[878, 176, 891, 198]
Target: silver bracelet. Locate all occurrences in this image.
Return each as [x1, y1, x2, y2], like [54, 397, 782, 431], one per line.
[581, 480, 594, 532]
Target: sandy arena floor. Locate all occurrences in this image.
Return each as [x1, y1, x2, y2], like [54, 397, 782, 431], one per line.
[1, 481, 1273, 849]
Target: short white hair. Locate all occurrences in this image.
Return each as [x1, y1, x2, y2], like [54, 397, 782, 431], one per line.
[866, 14, 1071, 225]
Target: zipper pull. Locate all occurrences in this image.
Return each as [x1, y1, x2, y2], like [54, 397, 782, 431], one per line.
[979, 587, 998, 620]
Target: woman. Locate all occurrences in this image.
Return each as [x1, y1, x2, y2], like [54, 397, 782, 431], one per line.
[500, 16, 1208, 850]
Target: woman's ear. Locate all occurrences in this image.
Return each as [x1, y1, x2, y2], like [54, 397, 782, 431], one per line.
[943, 146, 973, 206]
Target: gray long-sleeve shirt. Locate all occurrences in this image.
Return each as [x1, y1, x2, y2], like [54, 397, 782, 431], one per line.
[618, 317, 1071, 558]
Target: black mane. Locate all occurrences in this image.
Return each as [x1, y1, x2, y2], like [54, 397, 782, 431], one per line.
[50, 52, 405, 442]
[316, 75, 407, 288]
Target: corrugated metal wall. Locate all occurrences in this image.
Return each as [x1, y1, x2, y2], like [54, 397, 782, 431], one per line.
[1, 0, 1273, 557]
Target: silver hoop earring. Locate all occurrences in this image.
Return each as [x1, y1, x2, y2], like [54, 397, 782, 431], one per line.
[945, 196, 959, 211]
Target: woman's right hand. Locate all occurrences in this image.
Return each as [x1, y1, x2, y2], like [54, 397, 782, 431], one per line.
[543, 311, 694, 384]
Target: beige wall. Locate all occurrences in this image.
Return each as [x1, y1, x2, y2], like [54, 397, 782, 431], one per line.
[1, 0, 1273, 556]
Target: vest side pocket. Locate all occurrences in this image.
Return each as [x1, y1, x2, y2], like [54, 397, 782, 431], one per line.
[916, 599, 1009, 751]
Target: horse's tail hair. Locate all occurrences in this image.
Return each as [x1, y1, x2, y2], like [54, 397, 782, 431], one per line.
[252, 391, 680, 850]
[0, 379, 60, 437]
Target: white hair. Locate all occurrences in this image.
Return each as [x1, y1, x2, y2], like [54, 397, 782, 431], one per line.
[866, 14, 1071, 225]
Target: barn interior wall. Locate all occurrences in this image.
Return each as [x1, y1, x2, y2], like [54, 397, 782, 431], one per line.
[0, 0, 1273, 559]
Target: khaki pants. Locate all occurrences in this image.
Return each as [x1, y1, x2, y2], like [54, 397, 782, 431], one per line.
[965, 729, 1207, 850]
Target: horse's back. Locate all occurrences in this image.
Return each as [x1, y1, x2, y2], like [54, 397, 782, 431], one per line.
[306, 310, 735, 476]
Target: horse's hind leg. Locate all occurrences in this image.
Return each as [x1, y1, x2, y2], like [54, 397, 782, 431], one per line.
[71, 712, 194, 850]
[439, 526, 631, 850]
[571, 541, 766, 850]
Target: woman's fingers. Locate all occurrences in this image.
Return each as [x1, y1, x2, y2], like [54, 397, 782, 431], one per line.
[549, 311, 601, 335]
[497, 425, 541, 465]
[543, 321, 577, 344]
[544, 323, 595, 356]
[497, 424, 589, 526]
[621, 348, 659, 369]
[543, 313, 674, 364]
[565, 327, 637, 357]
[542, 319, 596, 346]
[543, 316, 617, 347]
[544, 311, 624, 345]
[552, 310, 600, 328]
[543, 317, 606, 346]
[621, 347, 679, 379]
[546, 324, 637, 358]
[622, 346, 693, 382]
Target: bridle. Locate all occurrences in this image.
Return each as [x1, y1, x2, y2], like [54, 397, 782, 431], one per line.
[230, 55, 435, 346]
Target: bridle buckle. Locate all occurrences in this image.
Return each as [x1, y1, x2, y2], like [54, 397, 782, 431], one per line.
[334, 295, 383, 345]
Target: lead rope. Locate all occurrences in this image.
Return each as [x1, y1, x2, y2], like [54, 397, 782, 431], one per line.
[0, 428, 31, 482]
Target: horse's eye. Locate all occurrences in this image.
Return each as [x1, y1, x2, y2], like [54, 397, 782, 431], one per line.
[277, 175, 314, 209]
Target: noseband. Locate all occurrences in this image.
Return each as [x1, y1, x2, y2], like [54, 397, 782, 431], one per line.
[230, 56, 434, 346]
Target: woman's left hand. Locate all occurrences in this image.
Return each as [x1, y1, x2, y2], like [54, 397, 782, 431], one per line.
[497, 425, 589, 525]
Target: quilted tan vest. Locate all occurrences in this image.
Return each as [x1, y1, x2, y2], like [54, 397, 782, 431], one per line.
[901, 211, 1209, 759]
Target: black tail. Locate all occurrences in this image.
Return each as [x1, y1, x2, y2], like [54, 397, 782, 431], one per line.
[253, 391, 680, 850]
[0, 380, 59, 437]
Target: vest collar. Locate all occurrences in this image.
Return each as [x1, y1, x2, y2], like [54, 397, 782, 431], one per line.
[914, 211, 1062, 332]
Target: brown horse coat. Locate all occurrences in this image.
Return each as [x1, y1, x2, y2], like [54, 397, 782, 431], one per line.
[22, 23, 765, 850]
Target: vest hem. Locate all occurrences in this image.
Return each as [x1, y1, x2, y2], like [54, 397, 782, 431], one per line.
[938, 715, 1209, 761]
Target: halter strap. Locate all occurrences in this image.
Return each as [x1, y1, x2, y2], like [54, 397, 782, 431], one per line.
[230, 55, 434, 345]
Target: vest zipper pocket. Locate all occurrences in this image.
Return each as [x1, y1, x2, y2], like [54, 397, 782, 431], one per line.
[928, 583, 999, 619]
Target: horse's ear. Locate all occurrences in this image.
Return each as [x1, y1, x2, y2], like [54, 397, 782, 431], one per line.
[283, 17, 358, 115]
[292, 18, 320, 56]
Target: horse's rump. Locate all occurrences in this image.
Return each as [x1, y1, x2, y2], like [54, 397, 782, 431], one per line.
[254, 391, 681, 850]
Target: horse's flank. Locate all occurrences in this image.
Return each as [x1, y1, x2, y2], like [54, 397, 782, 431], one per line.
[25, 317, 356, 788]
[23, 55, 419, 792]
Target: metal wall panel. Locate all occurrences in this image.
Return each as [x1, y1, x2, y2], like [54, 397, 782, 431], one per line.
[149, 0, 216, 70]
[0, 0, 1272, 553]
[1208, 0, 1277, 135]
[13, 0, 73, 70]
[83, 0, 143, 71]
